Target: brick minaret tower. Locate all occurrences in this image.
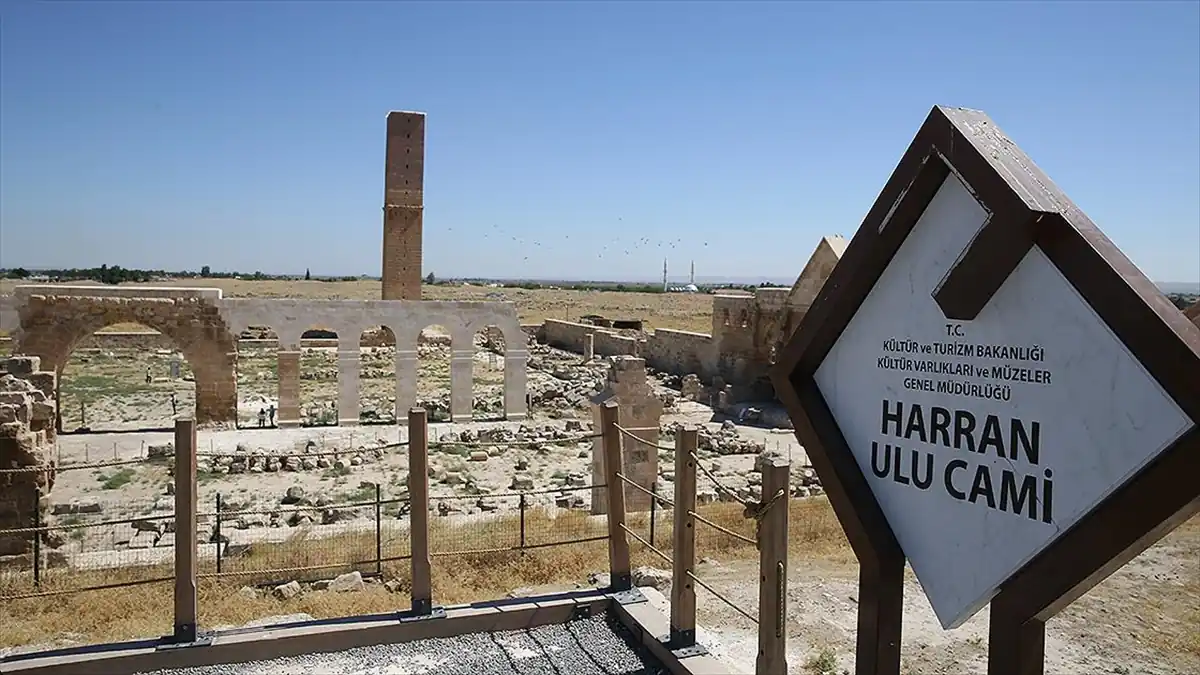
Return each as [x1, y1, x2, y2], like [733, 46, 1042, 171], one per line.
[382, 111, 426, 300]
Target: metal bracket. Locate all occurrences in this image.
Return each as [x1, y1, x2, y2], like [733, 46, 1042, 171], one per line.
[657, 633, 710, 659]
[572, 604, 594, 621]
[156, 626, 214, 651]
[610, 587, 648, 605]
[397, 606, 446, 623]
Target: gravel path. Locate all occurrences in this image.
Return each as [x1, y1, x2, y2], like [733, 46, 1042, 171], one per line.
[134, 613, 669, 675]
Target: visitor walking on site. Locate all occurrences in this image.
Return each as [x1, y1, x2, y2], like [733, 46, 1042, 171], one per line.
[268, 404, 276, 427]
[257, 408, 266, 428]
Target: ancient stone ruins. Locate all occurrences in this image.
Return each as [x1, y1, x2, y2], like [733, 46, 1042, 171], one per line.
[0, 357, 57, 557]
[0, 110, 853, 430]
[0, 111, 852, 562]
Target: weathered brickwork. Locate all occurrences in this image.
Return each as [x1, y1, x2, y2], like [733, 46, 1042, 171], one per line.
[0, 356, 59, 556]
[16, 295, 238, 425]
[382, 111, 426, 301]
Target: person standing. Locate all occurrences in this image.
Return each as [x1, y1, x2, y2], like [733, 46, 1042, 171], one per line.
[257, 408, 266, 428]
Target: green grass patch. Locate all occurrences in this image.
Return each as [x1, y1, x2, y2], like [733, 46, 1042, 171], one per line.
[98, 467, 136, 490]
[802, 647, 839, 675]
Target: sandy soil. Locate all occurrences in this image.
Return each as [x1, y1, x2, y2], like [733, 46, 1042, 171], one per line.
[688, 525, 1199, 675]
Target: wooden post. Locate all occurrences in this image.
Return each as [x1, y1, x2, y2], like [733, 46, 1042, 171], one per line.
[407, 408, 433, 614]
[756, 452, 790, 675]
[987, 595, 1047, 675]
[670, 427, 698, 647]
[172, 419, 198, 643]
[857, 552, 905, 675]
[600, 401, 632, 591]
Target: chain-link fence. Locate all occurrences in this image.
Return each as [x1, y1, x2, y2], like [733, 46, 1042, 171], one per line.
[194, 486, 411, 587]
[0, 494, 176, 601]
[427, 483, 608, 559]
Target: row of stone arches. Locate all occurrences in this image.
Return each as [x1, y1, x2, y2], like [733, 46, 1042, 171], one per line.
[42, 322, 515, 433]
[235, 323, 513, 429]
[11, 294, 528, 433]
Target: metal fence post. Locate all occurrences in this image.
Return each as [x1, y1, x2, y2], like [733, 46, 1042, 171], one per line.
[215, 494, 223, 575]
[32, 487, 41, 589]
[519, 492, 527, 552]
[670, 428, 698, 648]
[756, 452, 791, 675]
[374, 483, 382, 576]
[407, 408, 433, 615]
[171, 419, 199, 644]
[600, 402, 631, 591]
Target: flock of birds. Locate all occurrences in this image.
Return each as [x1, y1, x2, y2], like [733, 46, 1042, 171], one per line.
[445, 221, 710, 262]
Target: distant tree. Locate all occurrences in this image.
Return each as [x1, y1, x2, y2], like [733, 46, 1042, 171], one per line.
[200, 265, 211, 278]
[424, 272, 436, 285]
[7, 268, 29, 279]
[305, 268, 312, 281]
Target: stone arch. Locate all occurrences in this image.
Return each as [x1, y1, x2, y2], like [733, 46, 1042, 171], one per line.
[464, 317, 524, 353]
[297, 323, 340, 427]
[234, 325, 280, 428]
[16, 296, 237, 425]
[468, 323, 507, 420]
[411, 321, 455, 422]
[464, 315, 527, 421]
[358, 325, 397, 424]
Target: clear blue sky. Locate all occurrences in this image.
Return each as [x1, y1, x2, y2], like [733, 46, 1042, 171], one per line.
[2, 1, 1198, 284]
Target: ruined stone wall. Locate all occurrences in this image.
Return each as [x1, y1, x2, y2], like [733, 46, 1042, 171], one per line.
[786, 235, 846, 313]
[593, 331, 639, 357]
[0, 356, 57, 556]
[1187, 301, 1200, 327]
[642, 329, 715, 379]
[542, 319, 597, 352]
[382, 111, 425, 301]
[542, 319, 646, 358]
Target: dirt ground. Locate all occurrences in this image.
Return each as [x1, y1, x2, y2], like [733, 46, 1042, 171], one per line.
[686, 516, 1199, 675]
[16, 352, 1200, 675]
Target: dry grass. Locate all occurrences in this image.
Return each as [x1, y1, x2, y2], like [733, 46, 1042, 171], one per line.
[0, 498, 848, 648]
[1128, 515, 1200, 662]
[0, 279, 718, 335]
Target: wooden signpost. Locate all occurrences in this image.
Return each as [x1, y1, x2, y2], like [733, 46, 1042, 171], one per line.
[770, 106, 1200, 675]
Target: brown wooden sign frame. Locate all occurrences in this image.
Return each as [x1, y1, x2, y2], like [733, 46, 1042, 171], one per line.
[770, 105, 1200, 675]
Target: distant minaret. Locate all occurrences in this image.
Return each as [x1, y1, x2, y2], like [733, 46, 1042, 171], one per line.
[662, 258, 669, 292]
[689, 260, 695, 286]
